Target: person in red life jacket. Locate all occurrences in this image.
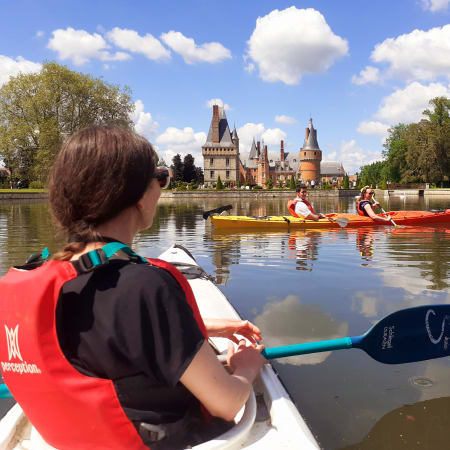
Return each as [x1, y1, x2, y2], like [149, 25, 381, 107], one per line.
[288, 184, 327, 220]
[356, 186, 392, 223]
[0, 126, 265, 450]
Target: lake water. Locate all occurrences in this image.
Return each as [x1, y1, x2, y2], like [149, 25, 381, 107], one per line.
[1, 195, 449, 449]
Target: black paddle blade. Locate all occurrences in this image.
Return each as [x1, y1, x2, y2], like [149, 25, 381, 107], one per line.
[202, 205, 232, 220]
[353, 305, 450, 364]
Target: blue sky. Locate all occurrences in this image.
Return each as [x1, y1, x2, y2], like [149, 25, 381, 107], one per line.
[1, 0, 450, 173]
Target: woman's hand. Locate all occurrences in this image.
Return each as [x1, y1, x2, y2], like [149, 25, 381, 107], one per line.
[227, 340, 267, 376]
[204, 318, 262, 344]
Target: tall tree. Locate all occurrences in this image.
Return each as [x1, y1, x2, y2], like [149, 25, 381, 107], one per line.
[170, 154, 184, 182]
[0, 62, 134, 184]
[382, 124, 410, 183]
[406, 97, 450, 186]
[194, 166, 204, 184]
[183, 154, 196, 182]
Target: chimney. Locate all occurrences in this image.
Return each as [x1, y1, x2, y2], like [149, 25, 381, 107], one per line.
[264, 145, 268, 161]
[212, 105, 219, 143]
[305, 127, 310, 141]
[280, 140, 285, 162]
[257, 141, 261, 157]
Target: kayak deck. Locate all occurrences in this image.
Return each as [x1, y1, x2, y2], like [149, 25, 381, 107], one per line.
[210, 210, 450, 229]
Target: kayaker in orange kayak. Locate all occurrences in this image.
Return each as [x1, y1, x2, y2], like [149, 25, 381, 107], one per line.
[288, 184, 327, 220]
[356, 186, 392, 223]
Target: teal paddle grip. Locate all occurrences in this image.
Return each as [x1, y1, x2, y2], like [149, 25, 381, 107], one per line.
[0, 384, 12, 399]
[261, 337, 353, 360]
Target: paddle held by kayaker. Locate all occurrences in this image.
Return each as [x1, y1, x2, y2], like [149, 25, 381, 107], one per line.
[0, 125, 266, 450]
[356, 186, 392, 223]
[288, 184, 327, 220]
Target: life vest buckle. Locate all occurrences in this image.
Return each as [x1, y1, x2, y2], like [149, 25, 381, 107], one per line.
[77, 249, 109, 273]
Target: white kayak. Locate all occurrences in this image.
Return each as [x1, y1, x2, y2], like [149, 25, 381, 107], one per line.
[0, 245, 320, 450]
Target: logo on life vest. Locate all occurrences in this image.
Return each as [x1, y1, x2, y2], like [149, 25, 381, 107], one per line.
[5, 325, 23, 361]
[1, 324, 41, 374]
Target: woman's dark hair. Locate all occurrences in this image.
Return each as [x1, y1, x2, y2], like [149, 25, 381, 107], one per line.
[48, 126, 157, 260]
[296, 184, 307, 193]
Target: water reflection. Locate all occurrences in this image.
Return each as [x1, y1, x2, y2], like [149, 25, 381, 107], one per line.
[251, 294, 348, 366]
[340, 396, 450, 450]
[1, 196, 450, 449]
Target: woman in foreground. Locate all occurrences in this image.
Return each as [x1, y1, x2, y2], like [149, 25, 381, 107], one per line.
[0, 126, 265, 449]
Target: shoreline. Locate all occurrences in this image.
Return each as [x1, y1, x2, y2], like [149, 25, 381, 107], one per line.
[0, 188, 449, 200]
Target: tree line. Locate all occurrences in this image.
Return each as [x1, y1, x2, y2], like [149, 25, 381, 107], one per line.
[359, 97, 450, 188]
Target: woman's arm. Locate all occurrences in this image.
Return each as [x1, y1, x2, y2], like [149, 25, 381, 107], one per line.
[363, 204, 391, 222]
[180, 340, 266, 421]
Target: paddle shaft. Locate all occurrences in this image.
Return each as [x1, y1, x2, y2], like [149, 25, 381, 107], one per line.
[262, 336, 358, 359]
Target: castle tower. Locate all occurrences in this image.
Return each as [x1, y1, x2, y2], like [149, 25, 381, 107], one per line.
[299, 118, 322, 184]
[202, 105, 240, 186]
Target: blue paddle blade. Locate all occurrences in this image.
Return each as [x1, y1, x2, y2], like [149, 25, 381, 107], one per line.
[261, 304, 450, 365]
[352, 304, 450, 364]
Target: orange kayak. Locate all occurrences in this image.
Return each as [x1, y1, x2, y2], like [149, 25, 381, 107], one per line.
[210, 210, 450, 229]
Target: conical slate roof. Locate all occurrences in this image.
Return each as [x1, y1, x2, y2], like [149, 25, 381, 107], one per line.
[303, 118, 321, 150]
[249, 139, 257, 159]
[231, 126, 238, 140]
[204, 107, 234, 147]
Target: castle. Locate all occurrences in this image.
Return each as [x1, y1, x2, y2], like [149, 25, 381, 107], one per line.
[202, 105, 345, 187]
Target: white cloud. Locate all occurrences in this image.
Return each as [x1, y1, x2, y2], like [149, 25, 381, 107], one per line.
[421, 0, 450, 12]
[155, 126, 206, 164]
[131, 100, 159, 140]
[237, 122, 287, 151]
[324, 140, 382, 174]
[35, 30, 44, 38]
[245, 7, 348, 85]
[357, 121, 390, 137]
[371, 25, 450, 82]
[106, 27, 170, 61]
[237, 122, 265, 151]
[206, 98, 231, 110]
[0, 55, 41, 87]
[375, 81, 450, 124]
[275, 115, 297, 125]
[351, 65, 380, 85]
[160, 31, 231, 64]
[48, 27, 131, 65]
[262, 128, 287, 146]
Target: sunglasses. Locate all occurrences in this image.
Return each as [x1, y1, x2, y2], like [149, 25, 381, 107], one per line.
[153, 167, 171, 189]
[300, 190, 308, 194]
[367, 191, 374, 195]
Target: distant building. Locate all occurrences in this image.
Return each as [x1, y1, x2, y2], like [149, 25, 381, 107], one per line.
[202, 105, 240, 186]
[320, 162, 346, 185]
[299, 118, 322, 184]
[202, 105, 346, 187]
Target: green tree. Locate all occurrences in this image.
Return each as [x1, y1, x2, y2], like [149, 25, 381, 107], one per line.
[359, 161, 385, 187]
[382, 124, 410, 183]
[216, 175, 224, 190]
[342, 174, 349, 189]
[405, 97, 450, 186]
[170, 154, 184, 182]
[289, 175, 296, 190]
[194, 166, 204, 184]
[183, 154, 196, 182]
[265, 178, 273, 190]
[0, 62, 133, 184]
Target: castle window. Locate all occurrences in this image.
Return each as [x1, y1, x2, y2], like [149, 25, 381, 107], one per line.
[226, 158, 229, 166]
[210, 158, 213, 166]
[210, 170, 214, 178]
[304, 152, 306, 156]
[314, 152, 316, 155]
[226, 170, 230, 178]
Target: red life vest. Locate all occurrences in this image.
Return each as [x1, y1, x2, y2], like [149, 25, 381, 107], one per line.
[356, 200, 369, 217]
[0, 255, 207, 450]
[287, 198, 315, 218]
